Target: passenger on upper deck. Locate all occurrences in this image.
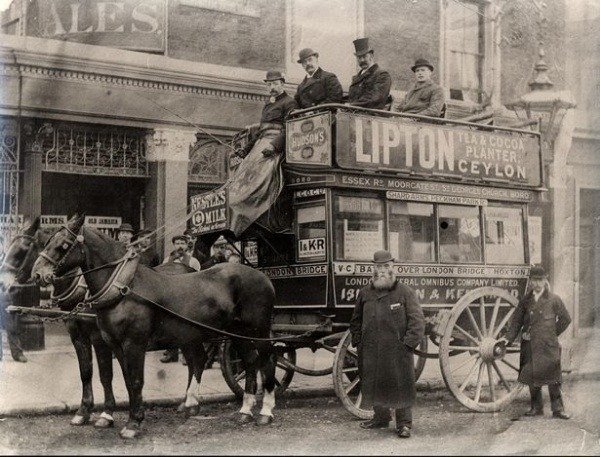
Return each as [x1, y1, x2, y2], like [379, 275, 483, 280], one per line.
[294, 48, 343, 109]
[396, 58, 445, 118]
[347, 38, 392, 110]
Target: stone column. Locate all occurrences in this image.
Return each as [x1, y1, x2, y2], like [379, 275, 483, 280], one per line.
[20, 150, 43, 221]
[145, 128, 196, 260]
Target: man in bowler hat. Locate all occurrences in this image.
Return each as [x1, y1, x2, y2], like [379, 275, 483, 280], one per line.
[350, 250, 425, 438]
[295, 48, 343, 109]
[117, 223, 134, 244]
[502, 265, 571, 419]
[396, 58, 445, 117]
[347, 38, 392, 110]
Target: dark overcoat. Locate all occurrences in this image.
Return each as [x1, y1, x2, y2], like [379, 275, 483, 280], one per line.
[347, 64, 392, 110]
[294, 68, 343, 109]
[349, 280, 425, 409]
[260, 91, 297, 125]
[396, 80, 445, 117]
[505, 287, 571, 386]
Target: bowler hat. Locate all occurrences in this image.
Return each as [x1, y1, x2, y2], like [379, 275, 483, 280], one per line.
[264, 70, 285, 82]
[118, 223, 134, 233]
[353, 37, 373, 56]
[373, 250, 394, 263]
[411, 58, 434, 72]
[172, 234, 188, 244]
[529, 265, 546, 279]
[297, 48, 319, 63]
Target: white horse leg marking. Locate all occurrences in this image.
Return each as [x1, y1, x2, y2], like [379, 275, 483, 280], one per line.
[185, 378, 200, 407]
[239, 393, 256, 415]
[259, 390, 275, 418]
[99, 411, 114, 422]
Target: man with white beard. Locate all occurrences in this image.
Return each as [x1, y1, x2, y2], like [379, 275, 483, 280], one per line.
[349, 250, 425, 438]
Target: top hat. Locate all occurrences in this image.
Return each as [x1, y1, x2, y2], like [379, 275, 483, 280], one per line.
[373, 250, 394, 263]
[411, 58, 434, 72]
[264, 70, 285, 82]
[118, 223, 134, 233]
[297, 48, 319, 63]
[172, 234, 188, 244]
[353, 37, 373, 56]
[529, 265, 547, 279]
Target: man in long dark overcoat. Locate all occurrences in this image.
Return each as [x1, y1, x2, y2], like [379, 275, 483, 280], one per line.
[350, 250, 425, 438]
[295, 48, 343, 109]
[503, 265, 571, 419]
[396, 58, 445, 117]
[347, 38, 392, 110]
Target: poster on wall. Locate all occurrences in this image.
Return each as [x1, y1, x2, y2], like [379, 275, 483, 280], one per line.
[528, 215, 542, 265]
[85, 215, 122, 238]
[343, 219, 383, 260]
[298, 237, 326, 260]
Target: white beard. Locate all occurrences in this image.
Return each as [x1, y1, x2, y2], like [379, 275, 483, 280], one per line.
[372, 271, 396, 290]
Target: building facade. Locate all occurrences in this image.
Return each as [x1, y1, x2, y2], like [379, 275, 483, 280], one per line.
[1, 0, 598, 334]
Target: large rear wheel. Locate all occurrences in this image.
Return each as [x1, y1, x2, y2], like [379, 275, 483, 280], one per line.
[439, 287, 524, 412]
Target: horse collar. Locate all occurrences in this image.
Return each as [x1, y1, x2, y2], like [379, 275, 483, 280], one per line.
[85, 250, 140, 310]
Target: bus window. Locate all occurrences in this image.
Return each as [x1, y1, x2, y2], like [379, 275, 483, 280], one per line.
[439, 205, 482, 263]
[484, 205, 525, 264]
[388, 201, 435, 262]
[297, 205, 326, 261]
[334, 195, 384, 261]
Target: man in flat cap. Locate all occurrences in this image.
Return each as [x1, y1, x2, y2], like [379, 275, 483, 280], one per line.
[502, 265, 571, 419]
[162, 235, 201, 271]
[228, 71, 298, 236]
[295, 48, 343, 109]
[396, 58, 445, 118]
[350, 250, 425, 438]
[347, 38, 392, 110]
[117, 223, 134, 245]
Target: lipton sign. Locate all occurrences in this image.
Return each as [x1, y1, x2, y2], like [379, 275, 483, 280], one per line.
[335, 112, 542, 187]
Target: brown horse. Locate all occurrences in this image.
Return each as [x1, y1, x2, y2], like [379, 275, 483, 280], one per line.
[0, 218, 201, 429]
[31, 215, 278, 438]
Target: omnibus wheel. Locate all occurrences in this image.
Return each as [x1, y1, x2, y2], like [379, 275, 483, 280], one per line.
[332, 330, 428, 418]
[219, 339, 296, 399]
[439, 287, 524, 412]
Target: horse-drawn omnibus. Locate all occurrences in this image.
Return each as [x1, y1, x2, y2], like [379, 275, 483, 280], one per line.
[192, 103, 544, 417]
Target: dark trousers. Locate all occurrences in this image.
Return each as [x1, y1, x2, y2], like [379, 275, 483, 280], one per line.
[529, 383, 564, 413]
[373, 405, 413, 429]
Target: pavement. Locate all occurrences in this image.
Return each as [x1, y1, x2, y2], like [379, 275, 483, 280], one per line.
[1, 321, 599, 418]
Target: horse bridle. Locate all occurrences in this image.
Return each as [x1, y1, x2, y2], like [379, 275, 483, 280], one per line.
[1, 234, 37, 278]
[38, 225, 85, 275]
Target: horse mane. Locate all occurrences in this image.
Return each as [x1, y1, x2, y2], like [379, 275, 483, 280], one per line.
[82, 225, 127, 263]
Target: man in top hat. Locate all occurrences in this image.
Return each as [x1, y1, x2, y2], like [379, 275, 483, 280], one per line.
[295, 48, 343, 109]
[349, 250, 425, 438]
[396, 58, 445, 117]
[502, 265, 571, 419]
[228, 71, 298, 236]
[117, 223, 134, 244]
[347, 38, 392, 110]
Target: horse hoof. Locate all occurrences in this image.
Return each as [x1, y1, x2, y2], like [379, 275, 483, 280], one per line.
[186, 405, 200, 417]
[70, 414, 90, 426]
[119, 426, 139, 439]
[236, 413, 254, 425]
[177, 402, 187, 413]
[94, 417, 114, 429]
[255, 415, 273, 426]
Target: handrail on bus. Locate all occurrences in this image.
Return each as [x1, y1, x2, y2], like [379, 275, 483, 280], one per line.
[287, 104, 541, 138]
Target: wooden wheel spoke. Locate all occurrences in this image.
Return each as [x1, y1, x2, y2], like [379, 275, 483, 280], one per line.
[487, 363, 496, 403]
[343, 366, 358, 373]
[492, 307, 516, 339]
[448, 345, 480, 352]
[500, 358, 519, 372]
[346, 348, 358, 359]
[473, 363, 485, 403]
[459, 358, 481, 392]
[488, 297, 501, 337]
[466, 306, 484, 339]
[451, 353, 478, 375]
[355, 392, 363, 408]
[479, 297, 487, 336]
[234, 370, 246, 382]
[454, 323, 481, 345]
[492, 361, 512, 392]
[345, 377, 360, 395]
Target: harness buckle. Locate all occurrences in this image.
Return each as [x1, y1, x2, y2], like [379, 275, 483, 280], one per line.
[120, 285, 131, 296]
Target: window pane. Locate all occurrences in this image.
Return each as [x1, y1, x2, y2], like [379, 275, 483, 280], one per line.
[485, 205, 525, 264]
[389, 201, 435, 262]
[298, 205, 326, 261]
[439, 205, 482, 263]
[334, 196, 384, 261]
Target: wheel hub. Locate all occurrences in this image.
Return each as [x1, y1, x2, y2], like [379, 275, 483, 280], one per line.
[479, 337, 504, 362]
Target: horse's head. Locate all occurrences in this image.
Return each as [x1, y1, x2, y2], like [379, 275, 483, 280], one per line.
[31, 214, 86, 286]
[0, 217, 41, 292]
